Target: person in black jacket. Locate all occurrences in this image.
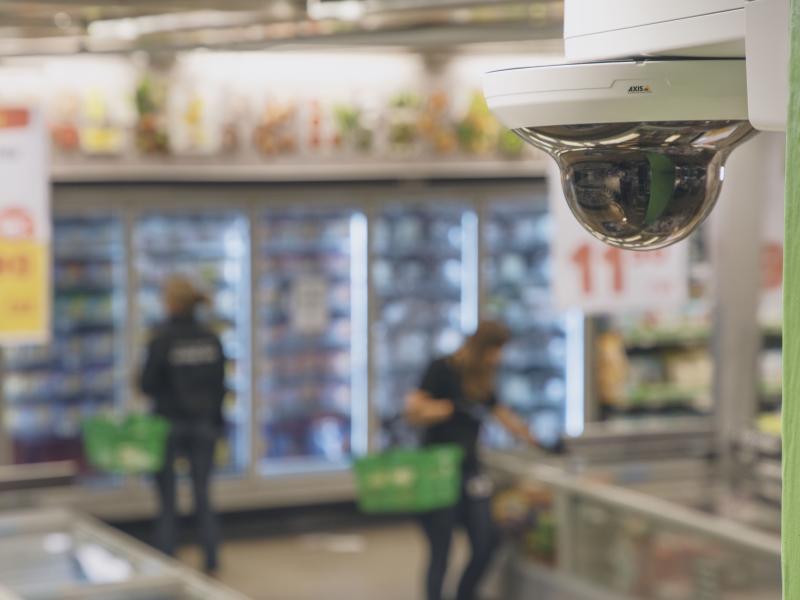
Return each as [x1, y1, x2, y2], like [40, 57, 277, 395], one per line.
[140, 275, 226, 574]
[406, 320, 537, 600]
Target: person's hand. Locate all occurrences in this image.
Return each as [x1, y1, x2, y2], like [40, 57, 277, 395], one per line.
[524, 430, 539, 448]
[431, 399, 455, 421]
[405, 391, 454, 426]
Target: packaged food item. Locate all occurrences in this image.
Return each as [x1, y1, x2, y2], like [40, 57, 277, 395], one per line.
[80, 89, 127, 156]
[332, 103, 374, 154]
[50, 93, 80, 155]
[418, 91, 457, 156]
[455, 91, 500, 156]
[596, 331, 630, 408]
[134, 75, 170, 155]
[386, 91, 422, 156]
[168, 87, 228, 156]
[253, 100, 298, 157]
[306, 99, 325, 154]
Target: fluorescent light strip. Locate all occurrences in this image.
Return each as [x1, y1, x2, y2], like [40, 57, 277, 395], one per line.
[87, 10, 261, 40]
[564, 308, 585, 437]
[461, 210, 479, 334]
[349, 212, 369, 456]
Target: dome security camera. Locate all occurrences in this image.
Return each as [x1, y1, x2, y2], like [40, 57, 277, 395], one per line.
[483, 59, 756, 250]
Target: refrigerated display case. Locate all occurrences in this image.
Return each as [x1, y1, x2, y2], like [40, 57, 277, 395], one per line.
[482, 196, 568, 447]
[2, 215, 126, 470]
[372, 202, 477, 446]
[134, 211, 251, 472]
[0, 180, 590, 518]
[255, 207, 368, 470]
[495, 461, 781, 600]
[0, 508, 245, 599]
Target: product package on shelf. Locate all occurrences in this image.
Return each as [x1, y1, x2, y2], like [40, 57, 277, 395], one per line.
[134, 74, 170, 157]
[2, 52, 541, 169]
[3, 216, 126, 472]
[332, 96, 379, 158]
[256, 208, 360, 468]
[252, 95, 301, 159]
[133, 212, 250, 472]
[43, 57, 136, 160]
[418, 90, 459, 157]
[167, 85, 229, 157]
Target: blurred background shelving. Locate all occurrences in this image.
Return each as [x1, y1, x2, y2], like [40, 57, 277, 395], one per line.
[2, 216, 126, 471]
[482, 195, 567, 448]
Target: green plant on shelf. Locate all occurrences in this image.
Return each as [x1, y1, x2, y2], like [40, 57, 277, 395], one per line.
[333, 104, 373, 153]
[134, 75, 169, 155]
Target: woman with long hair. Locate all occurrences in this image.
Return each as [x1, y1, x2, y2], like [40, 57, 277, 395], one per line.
[406, 320, 536, 600]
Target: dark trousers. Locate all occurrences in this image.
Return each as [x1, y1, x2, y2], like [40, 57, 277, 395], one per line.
[421, 479, 498, 600]
[154, 422, 220, 571]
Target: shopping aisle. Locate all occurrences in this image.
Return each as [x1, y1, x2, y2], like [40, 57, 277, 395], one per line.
[177, 522, 475, 600]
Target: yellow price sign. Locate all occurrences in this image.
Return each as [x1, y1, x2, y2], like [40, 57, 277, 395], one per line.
[0, 107, 50, 346]
[0, 239, 49, 344]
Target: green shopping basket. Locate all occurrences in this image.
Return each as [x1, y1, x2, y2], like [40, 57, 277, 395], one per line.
[82, 414, 171, 475]
[353, 444, 464, 514]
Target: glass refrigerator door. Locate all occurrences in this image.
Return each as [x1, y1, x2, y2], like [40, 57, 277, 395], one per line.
[3, 215, 126, 470]
[483, 200, 567, 448]
[134, 212, 250, 473]
[256, 208, 367, 471]
[373, 203, 477, 446]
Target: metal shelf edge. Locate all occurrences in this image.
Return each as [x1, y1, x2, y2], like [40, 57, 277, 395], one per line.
[51, 160, 549, 183]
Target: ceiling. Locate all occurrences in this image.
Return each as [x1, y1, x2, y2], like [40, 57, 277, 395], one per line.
[0, 0, 563, 56]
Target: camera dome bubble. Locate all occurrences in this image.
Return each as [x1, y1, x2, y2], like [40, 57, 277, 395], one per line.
[515, 121, 756, 250]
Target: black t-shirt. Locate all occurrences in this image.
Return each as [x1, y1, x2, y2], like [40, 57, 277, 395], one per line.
[418, 356, 497, 474]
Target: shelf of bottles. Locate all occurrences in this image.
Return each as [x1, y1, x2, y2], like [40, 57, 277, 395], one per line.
[255, 207, 367, 470]
[133, 212, 251, 472]
[2, 215, 126, 470]
[482, 199, 567, 447]
[372, 203, 476, 447]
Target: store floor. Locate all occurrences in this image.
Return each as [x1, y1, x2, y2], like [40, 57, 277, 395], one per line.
[177, 522, 492, 600]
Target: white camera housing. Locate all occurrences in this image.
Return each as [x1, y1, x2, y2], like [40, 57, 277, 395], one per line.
[484, 59, 755, 249]
[483, 0, 788, 250]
